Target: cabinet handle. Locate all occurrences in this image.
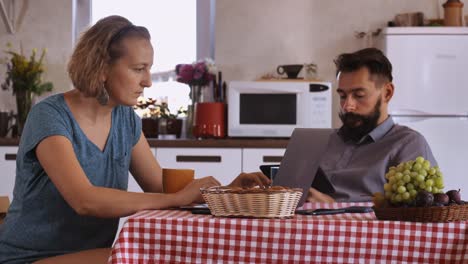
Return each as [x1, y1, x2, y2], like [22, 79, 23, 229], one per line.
[263, 156, 282, 163]
[5, 154, 16, 161]
[176, 155, 222, 163]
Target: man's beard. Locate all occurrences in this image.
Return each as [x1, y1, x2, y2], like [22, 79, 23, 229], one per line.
[338, 98, 381, 142]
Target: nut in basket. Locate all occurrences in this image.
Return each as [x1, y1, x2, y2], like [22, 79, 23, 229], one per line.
[200, 186, 303, 218]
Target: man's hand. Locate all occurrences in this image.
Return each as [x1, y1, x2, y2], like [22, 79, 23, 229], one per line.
[307, 187, 335, 203]
[229, 172, 271, 188]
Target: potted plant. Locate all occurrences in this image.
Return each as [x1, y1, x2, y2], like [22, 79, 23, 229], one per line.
[134, 97, 185, 138]
[1, 44, 53, 136]
[157, 101, 185, 138]
[134, 97, 160, 138]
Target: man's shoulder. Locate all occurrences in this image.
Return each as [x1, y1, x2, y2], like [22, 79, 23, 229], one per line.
[386, 123, 425, 141]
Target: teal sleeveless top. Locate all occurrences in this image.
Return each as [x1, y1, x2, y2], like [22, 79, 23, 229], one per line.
[0, 93, 141, 263]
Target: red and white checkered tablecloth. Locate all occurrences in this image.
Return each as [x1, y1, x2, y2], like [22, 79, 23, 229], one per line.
[109, 202, 468, 264]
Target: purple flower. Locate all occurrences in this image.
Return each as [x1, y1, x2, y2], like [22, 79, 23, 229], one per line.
[176, 64, 194, 84]
[193, 62, 206, 81]
[175, 59, 217, 87]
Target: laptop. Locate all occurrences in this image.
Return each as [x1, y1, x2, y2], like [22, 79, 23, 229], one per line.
[272, 128, 336, 207]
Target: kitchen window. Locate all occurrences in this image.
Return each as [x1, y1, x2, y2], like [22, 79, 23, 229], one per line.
[73, 0, 214, 112]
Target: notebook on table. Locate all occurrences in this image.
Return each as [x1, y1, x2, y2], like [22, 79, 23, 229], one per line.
[272, 128, 335, 207]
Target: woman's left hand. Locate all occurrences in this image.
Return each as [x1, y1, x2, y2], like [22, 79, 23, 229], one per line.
[228, 172, 271, 188]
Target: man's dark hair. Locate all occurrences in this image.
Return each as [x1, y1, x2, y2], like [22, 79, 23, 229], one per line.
[334, 48, 393, 86]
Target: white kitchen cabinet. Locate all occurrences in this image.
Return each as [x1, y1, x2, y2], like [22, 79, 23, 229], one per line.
[155, 148, 242, 185]
[0, 147, 18, 201]
[242, 148, 286, 173]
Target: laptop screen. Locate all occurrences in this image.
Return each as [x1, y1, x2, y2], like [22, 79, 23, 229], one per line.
[272, 128, 335, 207]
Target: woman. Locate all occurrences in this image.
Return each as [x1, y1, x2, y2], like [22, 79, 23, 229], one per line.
[0, 15, 269, 263]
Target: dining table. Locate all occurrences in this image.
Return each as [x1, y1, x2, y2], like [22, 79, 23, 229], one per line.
[108, 202, 468, 263]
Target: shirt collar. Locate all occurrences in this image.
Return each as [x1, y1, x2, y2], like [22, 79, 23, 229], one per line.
[365, 115, 394, 143]
[338, 116, 395, 144]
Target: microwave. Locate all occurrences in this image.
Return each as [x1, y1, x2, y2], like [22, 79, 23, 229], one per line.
[227, 81, 332, 138]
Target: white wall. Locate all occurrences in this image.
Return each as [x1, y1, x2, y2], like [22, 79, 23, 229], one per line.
[215, 0, 467, 127]
[0, 0, 73, 112]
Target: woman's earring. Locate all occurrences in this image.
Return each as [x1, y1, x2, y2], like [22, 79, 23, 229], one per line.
[97, 83, 109, 105]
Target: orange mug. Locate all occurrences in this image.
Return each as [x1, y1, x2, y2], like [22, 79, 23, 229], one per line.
[162, 168, 195, 193]
[193, 102, 226, 139]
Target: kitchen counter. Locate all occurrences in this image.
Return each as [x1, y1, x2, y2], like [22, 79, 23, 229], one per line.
[0, 137, 289, 148]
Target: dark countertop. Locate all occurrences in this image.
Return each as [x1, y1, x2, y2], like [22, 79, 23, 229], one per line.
[0, 137, 289, 148]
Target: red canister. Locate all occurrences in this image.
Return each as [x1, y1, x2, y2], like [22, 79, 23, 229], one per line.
[193, 102, 226, 138]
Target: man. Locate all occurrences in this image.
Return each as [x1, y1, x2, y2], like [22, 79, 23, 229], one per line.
[307, 48, 436, 202]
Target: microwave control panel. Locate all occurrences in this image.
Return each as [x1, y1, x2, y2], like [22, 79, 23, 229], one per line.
[306, 84, 332, 128]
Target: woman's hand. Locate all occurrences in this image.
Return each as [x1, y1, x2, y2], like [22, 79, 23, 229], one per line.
[306, 187, 335, 203]
[228, 172, 271, 188]
[177, 176, 221, 205]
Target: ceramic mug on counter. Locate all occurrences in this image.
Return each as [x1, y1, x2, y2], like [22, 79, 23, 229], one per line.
[277, 64, 303, 79]
[162, 168, 195, 193]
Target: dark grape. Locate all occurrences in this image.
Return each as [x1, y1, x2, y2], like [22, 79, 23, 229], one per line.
[433, 193, 449, 205]
[415, 190, 434, 207]
[446, 189, 462, 203]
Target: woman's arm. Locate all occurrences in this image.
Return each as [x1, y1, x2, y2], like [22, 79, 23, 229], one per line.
[128, 133, 163, 193]
[36, 135, 219, 218]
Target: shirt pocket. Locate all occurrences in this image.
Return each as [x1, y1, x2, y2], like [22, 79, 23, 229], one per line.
[112, 150, 131, 190]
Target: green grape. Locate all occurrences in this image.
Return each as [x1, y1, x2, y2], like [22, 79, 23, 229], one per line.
[394, 194, 403, 202]
[397, 186, 406, 194]
[403, 174, 411, 183]
[416, 175, 425, 182]
[383, 157, 446, 206]
[415, 156, 425, 164]
[402, 192, 410, 200]
[423, 160, 431, 170]
[395, 172, 403, 180]
[425, 179, 434, 187]
[434, 178, 444, 189]
[413, 163, 422, 171]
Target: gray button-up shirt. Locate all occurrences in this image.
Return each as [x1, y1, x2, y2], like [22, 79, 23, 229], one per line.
[320, 116, 437, 202]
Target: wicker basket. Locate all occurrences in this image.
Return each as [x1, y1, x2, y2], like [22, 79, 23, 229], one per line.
[373, 204, 468, 222]
[201, 186, 303, 218]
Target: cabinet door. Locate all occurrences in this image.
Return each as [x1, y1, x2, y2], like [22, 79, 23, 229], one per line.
[0, 147, 19, 201]
[156, 148, 242, 185]
[242, 148, 286, 173]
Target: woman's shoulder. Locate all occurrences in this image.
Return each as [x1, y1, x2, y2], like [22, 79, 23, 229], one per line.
[31, 93, 66, 113]
[26, 93, 70, 128]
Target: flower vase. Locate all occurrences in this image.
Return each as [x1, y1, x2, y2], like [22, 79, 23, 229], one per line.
[15, 90, 33, 137]
[186, 85, 204, 138]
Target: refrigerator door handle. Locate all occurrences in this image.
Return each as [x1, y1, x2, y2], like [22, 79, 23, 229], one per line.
[391, 108, 468, 118]
[392, 115, 468, 123]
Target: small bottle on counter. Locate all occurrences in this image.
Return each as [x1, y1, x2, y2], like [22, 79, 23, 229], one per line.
[443, 0, 464, 26]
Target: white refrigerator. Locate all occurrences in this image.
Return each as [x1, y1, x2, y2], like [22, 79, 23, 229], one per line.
[381, 27, 468, 192]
